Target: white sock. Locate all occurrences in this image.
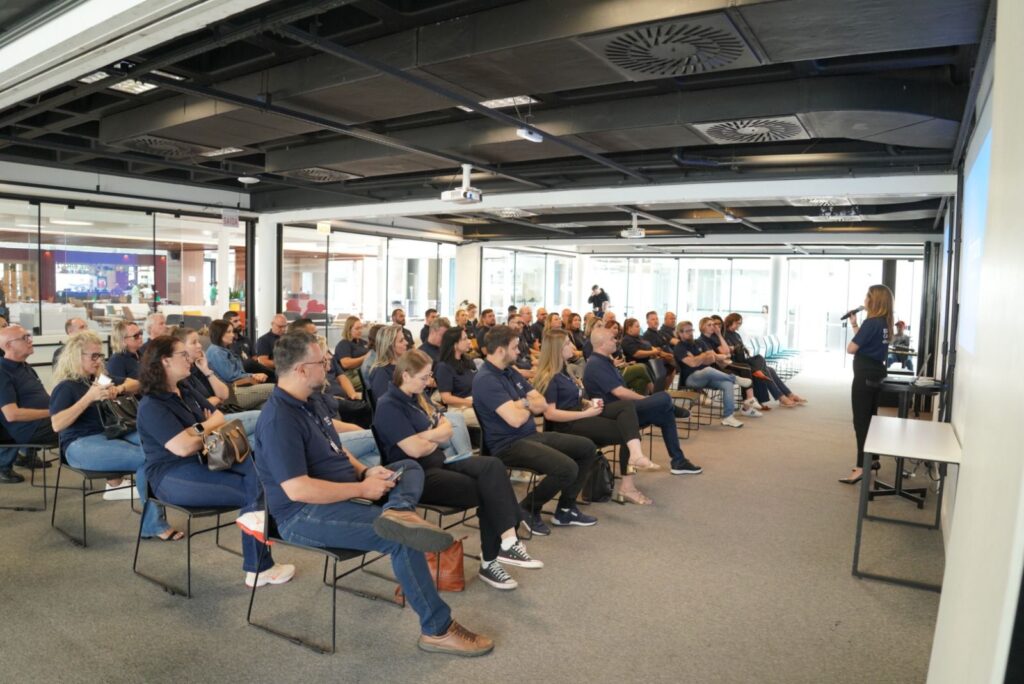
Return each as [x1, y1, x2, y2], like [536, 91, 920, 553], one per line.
[500, 536, 517, 551]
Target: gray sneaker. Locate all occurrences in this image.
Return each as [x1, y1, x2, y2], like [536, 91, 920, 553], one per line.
[478, 560, 518, 590]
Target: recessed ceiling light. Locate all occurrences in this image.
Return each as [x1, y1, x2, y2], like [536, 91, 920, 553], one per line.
[109, 79, 158, 95]
[488, 208, 538, 219]
[237, 176, 260, 185]
[457, 95, 539, 112]
[50, 219, 94, 226]
[199, 147, 245, 157]
[78, 71, 109, 84]
[150, 69, 185, 81]
[722, 213, 741, 223]
[15, 222, 38, 228]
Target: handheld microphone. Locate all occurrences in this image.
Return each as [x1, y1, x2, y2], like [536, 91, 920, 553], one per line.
[840, 306, 865, 321]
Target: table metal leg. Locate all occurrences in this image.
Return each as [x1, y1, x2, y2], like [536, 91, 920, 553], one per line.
[851, 450, 873, 579]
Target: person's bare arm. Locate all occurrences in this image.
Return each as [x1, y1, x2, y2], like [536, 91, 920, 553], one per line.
[1, 403, 49, 423]
[611, 386, 646, 401]
[495, 398, 534, 427]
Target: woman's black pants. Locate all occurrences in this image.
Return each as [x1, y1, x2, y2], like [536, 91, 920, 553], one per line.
[550, 400, 641, 475]
[851, 354, 887, 469]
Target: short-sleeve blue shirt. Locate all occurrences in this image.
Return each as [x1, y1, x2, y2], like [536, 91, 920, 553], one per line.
[107, 351, 140, 382]
[582, 353, 624, 405]
[853, 316, 890, 363]
[543, 371, 583, 411]
[368, 364, 395, 404]
[0, 359, 50, 442]
[372, 385, 445, 468]
[137, 390, 214, 490]
[419, 341, 441, 366]
[471, 361, 536, 453]
[333, 338, 367, 363]
[255, 331, 279, 359]
[435, 360, 475, 399]
[253, 386, 358, 524]
[49, 379, 103, 447]
[673, 339, 707, 383]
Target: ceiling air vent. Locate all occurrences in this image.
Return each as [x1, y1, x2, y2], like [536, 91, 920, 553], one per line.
[576, 14, 759, 82]
[118, 135, 217, 159]
[691, 116, 810, 145]
[277, 167, 360, 183]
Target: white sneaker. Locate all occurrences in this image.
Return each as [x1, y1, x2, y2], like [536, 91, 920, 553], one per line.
[735, 376, 752, 389]
[103, 480, 134, 501]
[721, 415, 744, 428]
[236, 511, 268, 543]
[739, 406, 762, 418]
[245, 563, 296, 588]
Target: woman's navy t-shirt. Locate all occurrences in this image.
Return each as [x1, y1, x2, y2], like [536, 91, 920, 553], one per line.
[372, 385, 445, 469]
[435, 359, 475, 398]
[853, 316, 890, 363]
[49, 379, 103, 447]
[543, 370, 583, 411]
[138, 390, 214, 489]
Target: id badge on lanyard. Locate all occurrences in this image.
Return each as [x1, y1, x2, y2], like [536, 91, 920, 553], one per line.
[302, 404, 342, 455]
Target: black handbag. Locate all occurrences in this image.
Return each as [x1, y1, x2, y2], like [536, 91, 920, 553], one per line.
[98, 395, 139, 440]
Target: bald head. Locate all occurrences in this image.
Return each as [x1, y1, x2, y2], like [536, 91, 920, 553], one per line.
[0, 325, 33, 361]
[65, 318, 88, 335]
[591, 326, 616, 355]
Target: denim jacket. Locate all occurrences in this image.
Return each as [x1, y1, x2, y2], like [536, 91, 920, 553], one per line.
[206, 344, 247, 383]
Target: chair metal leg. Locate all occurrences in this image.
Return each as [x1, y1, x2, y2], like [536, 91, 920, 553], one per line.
[186, 517, 193, 598]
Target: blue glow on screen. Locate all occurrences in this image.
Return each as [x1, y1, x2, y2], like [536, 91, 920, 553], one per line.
[958, 130, 991, 354]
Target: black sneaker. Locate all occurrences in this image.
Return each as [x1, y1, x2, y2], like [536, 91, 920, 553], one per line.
[551, 504, 598, 527]
[15, 452, 50, 469]
[519, 509, 550, 536]
[670, 460, 704, 475]
[673, 405, 691, 419]
[0, 468, 25, 484]
[478, 560, 518, 590]
[497, 541, 543, 568]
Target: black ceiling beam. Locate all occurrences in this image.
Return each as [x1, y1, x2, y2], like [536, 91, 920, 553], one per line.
[136, 72, 545, 190]
[275, 24, 652, 184]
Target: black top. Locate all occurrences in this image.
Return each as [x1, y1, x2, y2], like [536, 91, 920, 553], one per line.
[435, 359, 476, 399]
[620, 334, 653, 362]
[419, 325, 430, 343]
[0, 359, 50, 443]
[107, 350, 140, 381]
[419, 341, 441, 366]
[529, 321, 545, 344]
[255, 331, 279, 359]
[373, 385, 445, 469]
[569, 329, 586, 351]
[49, 379, 102, 447]
[587, 290, 609, 314]
[643, 327, 671, 351]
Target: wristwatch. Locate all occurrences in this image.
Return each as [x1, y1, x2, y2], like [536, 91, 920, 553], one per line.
[191, 423, 205, 436]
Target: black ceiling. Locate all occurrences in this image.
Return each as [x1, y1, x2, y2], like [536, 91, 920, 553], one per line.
[0, 0, 991, 240]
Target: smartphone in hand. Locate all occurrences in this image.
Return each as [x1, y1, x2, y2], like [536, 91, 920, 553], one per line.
[386, 466, 406, 482]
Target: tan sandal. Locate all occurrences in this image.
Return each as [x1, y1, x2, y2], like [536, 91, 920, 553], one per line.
[628, 455, 662, 472]
[618, 489, 653, 505]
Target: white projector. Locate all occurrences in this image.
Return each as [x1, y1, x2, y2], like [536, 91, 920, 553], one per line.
[441, 187, 483, 204]
[621, 227, 645, 239]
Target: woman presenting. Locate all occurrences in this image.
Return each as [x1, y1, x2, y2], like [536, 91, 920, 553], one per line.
[840, 285, 893, 485]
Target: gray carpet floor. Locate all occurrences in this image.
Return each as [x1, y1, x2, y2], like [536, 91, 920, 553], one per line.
[0, 364, 943, 683]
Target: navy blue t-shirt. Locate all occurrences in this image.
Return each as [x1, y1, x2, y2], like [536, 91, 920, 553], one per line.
[621, 334, 652, 362]
[137, 390, 214, 490]
[0, 359, 50, 442]
[582, 339, 593, 359]
[853, 316, 890, 363]
[543, 371, 583, 411]
[368, 364, 396, 404]
[435, 360, 475, 399]
[49, 379, 103, 447]
[254, 387, 358, 524]
[419, 325, 430, 343]
[255, 332, 279, 360]
[472, 361, 536, 453]
[673, 339, 708, 383]
[106, 350, 140, 382]
[419, 341, 441, 367]
[372, 385, 445, 468]
[644, 327, 670, 351]
[582, 353, 624, 405]
[333, 338, 367, 365]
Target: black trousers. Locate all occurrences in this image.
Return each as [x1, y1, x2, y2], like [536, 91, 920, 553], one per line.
[549, 401, 641, 475]
[419, 455, 521, 562]
[494, 432, 599, 514]
[851, 354, 887, 469]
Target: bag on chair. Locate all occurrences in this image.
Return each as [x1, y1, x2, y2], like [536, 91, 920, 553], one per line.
[98, 395, 139, 439]
[582, 455, 614, 503]
[202, 419, 251, 471]
[395, 538, 465, 604]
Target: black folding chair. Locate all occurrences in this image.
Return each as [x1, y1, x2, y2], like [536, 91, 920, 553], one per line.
[247, 510, 402, 654]
[0, 426, 58, 512]
[50, 444, 136, 545]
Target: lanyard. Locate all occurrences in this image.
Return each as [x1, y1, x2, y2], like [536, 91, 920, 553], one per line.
[300, 402, 342, 454]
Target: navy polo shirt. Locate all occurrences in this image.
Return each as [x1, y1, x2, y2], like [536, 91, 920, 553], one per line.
[543, 371, 583, 411]
[644, 327, 669, 351]
[519, 324, 535, 347]
[673, 339, 707, 383]
[0, 358, 50, 442]
[583, 339, 593, 359]
[419, 325, 430, 343]
[853, 316, 890, 363]
[373, 385, 445, 468]
[529, 321, 545, 343]
[435, 360, 475, 399]
[107, 350, 140, 381]
[49, 379, 103, 447]
[659, 324, 676, 341]
[254, 387, 358, 524]
[368, 364, 395, 404]
[582, 353, 624, 405]
[471, 360, 536, 453]
[476, 326, 493, 352]
[621, 334, 652, 362]
[333, 338, 367, 364]
[255, 331, 279, 359]
[137, 390, 214, 490]
[419, 341, 441, 366]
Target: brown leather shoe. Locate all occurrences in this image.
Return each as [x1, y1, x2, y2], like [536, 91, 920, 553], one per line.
[373, 509, 454, 553]
[418, 620, 494, 657]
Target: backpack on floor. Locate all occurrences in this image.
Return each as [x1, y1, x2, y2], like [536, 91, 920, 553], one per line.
[582, 455, 614, 503]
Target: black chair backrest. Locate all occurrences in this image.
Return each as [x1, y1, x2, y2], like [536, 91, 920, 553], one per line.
[361, 367, 378, 411]
[476, 413, 491, 457]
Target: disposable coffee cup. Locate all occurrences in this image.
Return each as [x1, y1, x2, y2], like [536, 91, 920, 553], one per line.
[97, 374, 113, 387]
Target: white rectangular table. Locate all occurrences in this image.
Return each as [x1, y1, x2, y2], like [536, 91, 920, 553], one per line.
[852, 416, 962, 592]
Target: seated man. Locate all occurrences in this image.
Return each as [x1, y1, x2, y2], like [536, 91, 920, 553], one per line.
[254, 331, 492, 656]
[506, 313, 536, 380]
[475, 308, 497, 354]
[472, 325, 600, 534]
[419, 316, 449, 366]
[0, 326, 56, 482]
[584, 327, 702, 476]
[139, 313, 167, 357]
[52, 317, 88, 368]
[391, 308, 415, 349]
[887, 320, 913, 371]
[642, 311, 678, 387]
[420, 308, 438, 344]
[254, 313, 288, 371]
[673, 321, 747, 428]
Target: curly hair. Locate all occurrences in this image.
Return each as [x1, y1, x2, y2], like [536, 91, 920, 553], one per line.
[52, 331, 105, 384]
[139, 336, 180, 395]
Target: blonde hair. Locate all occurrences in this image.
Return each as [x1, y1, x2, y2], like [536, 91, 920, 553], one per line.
[533, 329, 573, 396]
[584, 317, 604, 339]
[543, 313, 562, 334]
[865, 284, 894, 338]
[111, 320, 139, 354]
[372, 325, 405, 369]
[342, 316, 361, 341]
[394, 350, 436, 417]
[53, 331, 105, 384]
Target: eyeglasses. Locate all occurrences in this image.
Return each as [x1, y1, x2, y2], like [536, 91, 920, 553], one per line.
[127, 332, 143, 339]
[80, 353, 105, 362]
[298, 359, 327, 369]
[12, 334, 32, 342]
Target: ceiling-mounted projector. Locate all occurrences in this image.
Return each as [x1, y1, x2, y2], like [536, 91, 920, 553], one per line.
[442, 163, 482, 204]
[620, 212, 645, 239]
[516, 127, 543, 143]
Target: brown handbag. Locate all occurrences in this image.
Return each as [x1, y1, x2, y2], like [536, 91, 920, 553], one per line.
[394, 538, 465, 604]
[202, 419, 251, 471]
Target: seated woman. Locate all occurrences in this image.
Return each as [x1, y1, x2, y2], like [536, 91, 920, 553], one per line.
[49, 331, 180, 538]
[699, 317, 761, 417]
[567, 313, 586, 354]
[333, 316, 370, 391]
[722, 313, 805, 407]
[205, 319, 274, 410]
[107, 320, 145, 385]
[136, 335, 294, 588]
[374, 350, 541, 590]
[360, 323, 384, 383]
[172, 327, 261, 437]
[534, 329, 659, 505]
[435, 327, 478, 428]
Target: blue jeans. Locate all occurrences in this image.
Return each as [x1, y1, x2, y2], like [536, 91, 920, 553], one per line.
[685, 367, 737, 417]
[153, 457, 274, 573]
[65, 432, 169, 537]
[277, 459, 452, 636]
[630, 393, 687, 469]
[760, 366, 793, 400]
[0, 419, 55, 469]
[337, 429, 381, 467]
[442, 410, 473, 458]
[232, 410, 261, 439]
[887, 353, 913, 371]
